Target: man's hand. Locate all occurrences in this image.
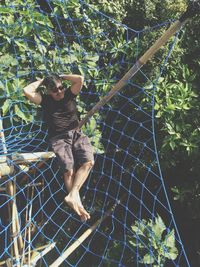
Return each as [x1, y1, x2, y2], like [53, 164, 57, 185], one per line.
[59, 74, 84, 95]
[23, 79, 44, 105]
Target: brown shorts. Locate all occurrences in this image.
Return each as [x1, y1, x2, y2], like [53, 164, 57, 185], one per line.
[49, 129, 94, 173]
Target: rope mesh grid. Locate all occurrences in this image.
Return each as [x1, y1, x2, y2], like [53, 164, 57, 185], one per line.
[0, 1, 190, 266]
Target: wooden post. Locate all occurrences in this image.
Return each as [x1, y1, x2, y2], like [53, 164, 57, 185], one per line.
[0, 152, 55, 178]
[6, 181, 20, 267]
[0, 115, 22, 266]
[0, 242, 56, 266]
[50, 196, 126, 267]
[28, 185, 34, 266]
[78, 20, 184, 128]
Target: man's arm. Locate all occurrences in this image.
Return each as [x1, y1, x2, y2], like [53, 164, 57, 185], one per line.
[59, 74, 84, 95]
[23, 79, 43, 105]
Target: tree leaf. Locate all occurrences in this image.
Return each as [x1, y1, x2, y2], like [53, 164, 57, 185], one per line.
[2, 99, 11, 116]
[152, 215, 166, 239]
[14, 104, 30, 123]
[141, 253, 154, 264]
[164, 229, 176, 249]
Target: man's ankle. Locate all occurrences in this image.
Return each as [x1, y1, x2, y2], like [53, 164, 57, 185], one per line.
[69, 187, 79, 195]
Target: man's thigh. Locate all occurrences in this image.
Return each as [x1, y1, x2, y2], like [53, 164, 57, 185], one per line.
[50, 137, 74, 172]
[73, 131, 94, 168]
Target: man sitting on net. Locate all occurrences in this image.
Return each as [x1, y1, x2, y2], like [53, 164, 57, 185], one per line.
[23, 73, 94, 222]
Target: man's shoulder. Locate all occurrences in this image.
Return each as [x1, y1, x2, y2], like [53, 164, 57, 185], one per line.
[64, 88, 77, 99]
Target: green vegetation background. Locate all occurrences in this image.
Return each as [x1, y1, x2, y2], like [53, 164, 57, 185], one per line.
[0, 0, 199, 265]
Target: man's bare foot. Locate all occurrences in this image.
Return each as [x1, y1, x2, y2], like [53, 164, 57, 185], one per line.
[64, 191, 90, 221]
[77, 194, 89, 222]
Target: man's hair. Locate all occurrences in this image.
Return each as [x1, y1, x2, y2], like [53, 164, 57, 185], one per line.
[42, 73, 61, 91]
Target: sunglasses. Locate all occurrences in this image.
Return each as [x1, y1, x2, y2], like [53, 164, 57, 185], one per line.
[51, 85, 64, 93]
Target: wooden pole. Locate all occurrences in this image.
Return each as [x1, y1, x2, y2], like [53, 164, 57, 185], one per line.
[78, 20, 184, 128]
[0, 152, 54, 178]
[0, 243, 56, 266]
[6, 180, 20, 267]
[28, 185, 34, 266]
[13, 177, 23, 253]
[0, 115, 22, 266]
[11, 151, 55, 164]
[20, 187, 30, 266]
[6, 188, 14, 265]
[50, 197, 125, 267]
[29, 242, 56, 267]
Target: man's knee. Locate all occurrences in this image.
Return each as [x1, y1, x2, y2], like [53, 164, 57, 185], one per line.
[83, 161, 94, 170]
[64, 169, 74, 179]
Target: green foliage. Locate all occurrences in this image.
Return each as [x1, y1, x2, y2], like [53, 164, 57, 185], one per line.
[0, 0, 131, 150]
[1, 0, 198, 209]
[86, 0, 127, 22]
[129, 215, 178, 266]
[105, 215, 178, 266]
[0, 0, 136, 159]
[0, 1, 53, 125]
[1, 0, 200, 264]
[155, 64, 199, 155]
[123, 0, 187, 30]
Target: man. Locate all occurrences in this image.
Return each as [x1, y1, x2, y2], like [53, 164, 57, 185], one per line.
[23, 74, 94, 221]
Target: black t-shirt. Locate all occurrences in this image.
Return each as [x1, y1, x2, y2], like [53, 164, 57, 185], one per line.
[41, 89, 79, 138]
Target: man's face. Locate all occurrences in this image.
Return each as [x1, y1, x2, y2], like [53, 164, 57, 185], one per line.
[48, 81, 65, 101]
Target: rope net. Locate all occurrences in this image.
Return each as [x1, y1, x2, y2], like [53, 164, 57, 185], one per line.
[0, 1, 190, 266]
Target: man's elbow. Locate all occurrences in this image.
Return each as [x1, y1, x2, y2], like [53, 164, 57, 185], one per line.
[23, 87, 28, 96]
[23, 87, 34, 101]
[79, 75, 84, 85]
[23, 87, 30, 98]
[77, 75, 84, 90]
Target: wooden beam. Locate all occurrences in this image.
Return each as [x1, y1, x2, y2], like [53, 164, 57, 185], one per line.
[78, 20, 184, 128]
[6, 181, 20, 267]
[0, 242, 56, 266]
[50, 196, 125, 267]
[11, 151, 55, 164]
[1, 115, 23, 265]
[0, 152, 55, 178]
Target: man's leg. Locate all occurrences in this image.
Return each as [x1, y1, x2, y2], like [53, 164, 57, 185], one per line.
[65, 161, 94, 221]
[63, 169, 86, 221]
[63, 169, 74, 192]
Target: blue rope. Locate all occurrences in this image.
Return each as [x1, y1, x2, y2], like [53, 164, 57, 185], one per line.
[0, 1, 190, 266]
